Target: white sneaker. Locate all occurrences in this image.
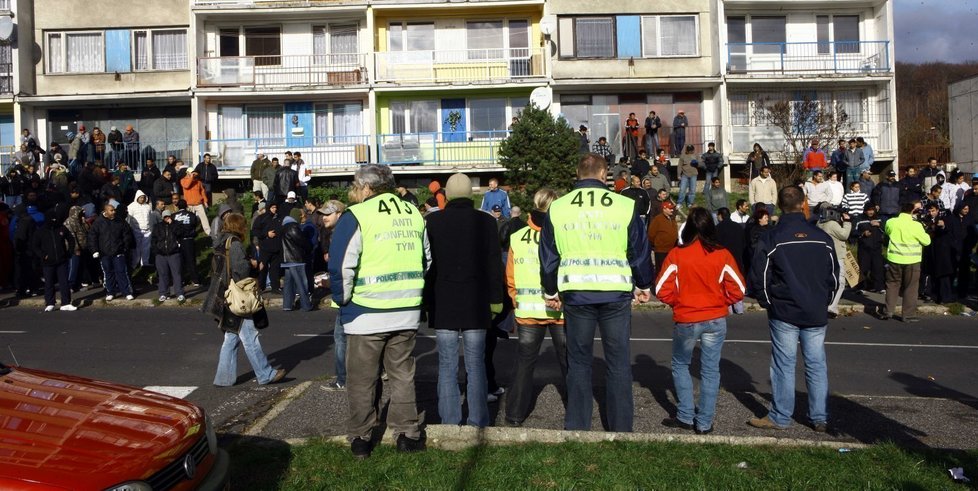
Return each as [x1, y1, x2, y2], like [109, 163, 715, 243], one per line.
[125, 295, 135, 301]
[177, 295, 186, 302]
[105, 295, 114, 302]
[158, 295, 168, 302]
[487, 393, 499, 403]
[60, 304, 77, 312]
[44, 305, 55, 312]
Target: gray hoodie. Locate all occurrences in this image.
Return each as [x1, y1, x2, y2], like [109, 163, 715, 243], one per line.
[210, 204, 233, 246]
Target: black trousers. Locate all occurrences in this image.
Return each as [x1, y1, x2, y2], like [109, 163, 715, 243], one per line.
[179, 238, 199, 283]
[858, 246, 884, 291]
[505, 324, 568, 424]
[259, 250, 282, 291]
[43, 262, 71, 306]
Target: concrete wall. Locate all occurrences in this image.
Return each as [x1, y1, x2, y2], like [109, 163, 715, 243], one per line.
[950, 76, 978, 173]
[34, 0, 188, 29]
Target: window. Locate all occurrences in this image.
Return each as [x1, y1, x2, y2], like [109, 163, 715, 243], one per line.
[833, 16, 860, 53]
[244, 105, 284, 140]
[816, 16, 831, 54]
[315, 102, 363, 144]
[47, 31, 104, 74]
[388, 23, 434, 51]
[133, 29, 187, 71]
[391, 100, 438, 134]
[641, 15, 698, 57]
[730, 94, 749, 126]
[466, 21, 504, 60]
[727, 17, 747, 71]
[469, 99, 507, 135]
[558, 17, 615, 58]
[314, 25, 359, 66]
[751, 16, 786, 55]
[245, 27, 280, 66]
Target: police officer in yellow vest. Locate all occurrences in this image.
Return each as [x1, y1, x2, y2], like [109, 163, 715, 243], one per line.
[503, 188, 568, 427]
[539, 153, 655, 432]
[328, 165, 430, 458]
[881, 199, 931, 322]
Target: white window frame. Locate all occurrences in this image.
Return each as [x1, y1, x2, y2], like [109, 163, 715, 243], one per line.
[641, 15, 700, 58]
[387, 22, 435, 52]
[132, 28, 188, 72]
[390, 100, 439, 134]
[45, 30, 105, 74]
[558, 16, 616, 59]
[243, 104, 286, 140]
[314, 101, 364, 143]
[729, 90, 870, 127]
[467, 98, 508, 139]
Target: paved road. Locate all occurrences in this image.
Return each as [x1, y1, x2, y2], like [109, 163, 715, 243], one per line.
[2, 306, 975, 413]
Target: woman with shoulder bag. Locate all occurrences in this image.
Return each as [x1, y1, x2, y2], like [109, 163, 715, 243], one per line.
[204, 213, 285, 386]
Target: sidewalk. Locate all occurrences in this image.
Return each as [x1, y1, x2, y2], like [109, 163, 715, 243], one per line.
[239, 379, 978, 451]
[1, 284, 967, 317]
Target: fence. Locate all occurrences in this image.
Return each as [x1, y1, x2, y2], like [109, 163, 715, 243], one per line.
[727, 41, 891, 75]
[729, 121, 894, 157]
[49, 139, 194, 171]
[374, 48, 545, 84]
[197, 54, 369, 88]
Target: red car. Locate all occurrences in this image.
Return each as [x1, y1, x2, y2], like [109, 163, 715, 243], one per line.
[0, 362, 229, 490]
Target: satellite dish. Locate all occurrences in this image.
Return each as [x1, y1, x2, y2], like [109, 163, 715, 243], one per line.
[539, 16, 556, 37]
[0, 17, 15, 43]
[529, 87, 552, 110]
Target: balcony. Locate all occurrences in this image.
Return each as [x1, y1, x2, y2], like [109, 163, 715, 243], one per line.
[197, 54, 369, 89]
[200, 131, 509, 172]
[192, 0, 360, 8]
[730, 121, 895, 156]
[726, 41, 891, 77]
[374, 48, 546, 85]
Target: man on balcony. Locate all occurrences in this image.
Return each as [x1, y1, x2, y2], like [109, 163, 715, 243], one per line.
[644, 111, 661, 156]
[480, 178, 511, 219]
[671, 110, 688, 157]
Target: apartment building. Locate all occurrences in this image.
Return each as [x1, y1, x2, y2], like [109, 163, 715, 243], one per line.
[0, 0, 18, 156]
[5, 0, 898, 178]
[17, 0, 193, 166]
[718, 0, 897, 168]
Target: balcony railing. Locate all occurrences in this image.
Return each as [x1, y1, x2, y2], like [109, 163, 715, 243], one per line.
[727, 41, 890, 75]
[192, 0, 351, 8]
[197, 54, 369, 89]
[730, 121, 894, 156]
[374, 48, 545, 84]
[200, 131, 510, 171]
[51, 139, 195, 171]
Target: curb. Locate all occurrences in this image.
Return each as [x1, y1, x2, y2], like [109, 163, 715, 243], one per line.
[244, 381, 313, 437]
[286, 425, 868, 451]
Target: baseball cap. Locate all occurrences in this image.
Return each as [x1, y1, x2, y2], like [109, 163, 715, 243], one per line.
[162, 210, 173, 218]
[491, 205, 502, 212]
[318, 203, 339, 215]
[662, 201, 676, 210]
[287, 191, 297, 199]
[579, 125, 588, 131]
[887, 170, 896, 177]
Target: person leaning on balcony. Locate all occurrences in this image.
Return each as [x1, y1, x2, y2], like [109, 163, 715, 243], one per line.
[180, 166, 212, 235]
[122, 125, 140, 168]
[251, 153, 271, 198]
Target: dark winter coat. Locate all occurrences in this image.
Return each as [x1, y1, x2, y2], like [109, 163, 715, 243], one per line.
[256, 212, 284, 254]
[140, 166, 161, 197]
[153, 176, 175, 203]
[872, 181, 901, 215]
[716, 219, 746, 273]
[88, 214, 134, 256]
[152, 221, 181, 256]
[31, 220, 74, 266]
[424, 198, 504, 331]
[273, 167, 298, 202]
[281, 218, 311, 264]
[172, 209, 199, 241]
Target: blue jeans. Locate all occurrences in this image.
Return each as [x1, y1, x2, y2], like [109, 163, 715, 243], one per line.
[564, 300, 633, 432]
[100, 254, 132, 296]
[672, 318, 727, 431]
[704, 170, 720, 187]
[678, 175, 697, 207]
[282, 265, 311, 311]
[213, 318, 277, 386]
[435, 329, 488, 427]
[846, 168, 861, 188]
[333, 316, 347, 385]
[767, 319, 828, 427]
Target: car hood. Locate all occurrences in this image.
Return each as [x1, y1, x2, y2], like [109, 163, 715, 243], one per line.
[0, 367, 204, 489]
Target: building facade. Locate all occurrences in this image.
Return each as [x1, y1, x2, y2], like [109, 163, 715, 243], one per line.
[950, 74, 978, 173]
[6, 0, 898, 178]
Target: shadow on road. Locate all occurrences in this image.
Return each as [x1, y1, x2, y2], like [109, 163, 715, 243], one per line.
[890, 371, 978, 411]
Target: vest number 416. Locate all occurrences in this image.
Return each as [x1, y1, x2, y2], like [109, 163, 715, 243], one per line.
[570, 190, 613, 208]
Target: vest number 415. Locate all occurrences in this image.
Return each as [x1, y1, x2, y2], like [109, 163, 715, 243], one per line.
[378, 197, 414, 215]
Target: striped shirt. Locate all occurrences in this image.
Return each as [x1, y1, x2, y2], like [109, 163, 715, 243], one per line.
[841, 191, 869, 215]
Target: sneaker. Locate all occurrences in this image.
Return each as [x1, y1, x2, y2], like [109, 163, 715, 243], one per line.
[322, 380, 346, 391]
[125, 295, 135, 301]
[487, 393, 499, 403]
[43, 305, 55, 312]
[695, 425, 714, 435]
[59, 304, 77, 312]
[351, 437, 372, 459]
[661, 417, 694, 430]
[380, 370, 389, 381]
[812, 422, 829, 433]
[747, 416, 786, 430]
[491, 387, 505, 397]
[190, 282, 201, 288]
[177, 295, 185, 302]
[105, 295, 114, 302]
[395, 434, 426, 453]
[159, 295, 168, 302]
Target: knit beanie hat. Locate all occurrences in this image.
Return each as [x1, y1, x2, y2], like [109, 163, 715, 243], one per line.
[444, 173, 472, 201]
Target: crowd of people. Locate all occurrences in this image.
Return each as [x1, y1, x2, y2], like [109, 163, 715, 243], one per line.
[2, 134, 975, 458]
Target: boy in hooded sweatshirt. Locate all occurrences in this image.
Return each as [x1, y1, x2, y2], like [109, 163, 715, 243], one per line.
[129, 190, 153, 269]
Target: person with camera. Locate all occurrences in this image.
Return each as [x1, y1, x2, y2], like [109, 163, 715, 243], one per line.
[816, 204, 852, 319]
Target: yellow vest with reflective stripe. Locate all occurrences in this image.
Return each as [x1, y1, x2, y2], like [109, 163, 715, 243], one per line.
[884, 213, 931, 264]
[348, 193, 426, 309]
[548, 187, 634, 292]
[511, 225, 562, 320]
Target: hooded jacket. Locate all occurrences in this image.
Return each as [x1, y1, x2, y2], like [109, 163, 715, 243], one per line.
[151, 218, 181, 256]
[31, 212, 75, 266]
[129, 190, 153, 232]
[428, 181, 447, 209]
[65, 206, 88, 253]
[210, 204, 232, 246]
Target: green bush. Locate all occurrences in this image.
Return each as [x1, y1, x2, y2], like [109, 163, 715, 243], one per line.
[498, 102, 579, 196]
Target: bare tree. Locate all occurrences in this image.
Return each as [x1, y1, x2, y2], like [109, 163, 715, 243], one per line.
[761, 96, 853, 187]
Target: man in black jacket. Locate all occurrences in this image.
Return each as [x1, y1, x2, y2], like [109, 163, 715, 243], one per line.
[195, 154, 220, 206]
[715, 207, 746, 313]
[172, 199, 201, 288]
[88, 202, 135, 301]
[152, 210, 184, 302]
[32, 210, 76, 311]
[153, 169, 176, 205]
[856, 206, 885, 293]
[871, 171, 901, 220]
[747, 186, 839, 433]
[140, 158, 161, 199]
[273, 162, 298, 205]
[256, 202, 284, 293]
[281, 215, 312, 311]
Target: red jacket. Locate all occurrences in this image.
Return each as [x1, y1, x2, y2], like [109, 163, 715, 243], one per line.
[654, 239, 745, 323]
